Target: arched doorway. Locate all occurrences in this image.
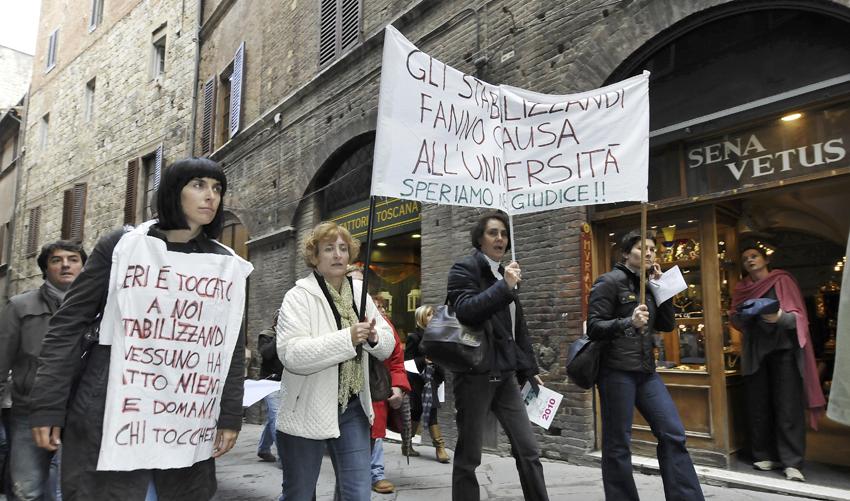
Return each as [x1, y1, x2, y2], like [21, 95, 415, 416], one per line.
[314, 136, 423, 341]
[591, 2, 850, 479]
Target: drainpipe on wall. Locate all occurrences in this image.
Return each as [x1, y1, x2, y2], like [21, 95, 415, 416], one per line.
[187, 0, 203, 156]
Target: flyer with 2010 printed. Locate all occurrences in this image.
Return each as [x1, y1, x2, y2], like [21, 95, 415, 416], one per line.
[521, 383, 564, 430]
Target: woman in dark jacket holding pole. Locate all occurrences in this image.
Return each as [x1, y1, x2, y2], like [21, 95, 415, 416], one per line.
[446, 211, 548, 501]
[29, 158, 251, 500]
[587, 229, 703, 501]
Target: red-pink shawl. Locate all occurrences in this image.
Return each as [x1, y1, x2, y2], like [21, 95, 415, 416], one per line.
[731, 269, 826, 430]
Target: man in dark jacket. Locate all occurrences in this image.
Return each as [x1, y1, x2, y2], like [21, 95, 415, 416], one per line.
[0, 240, 86, 501]
[446, 211, 548, 501]
[587, 230, 703, 501]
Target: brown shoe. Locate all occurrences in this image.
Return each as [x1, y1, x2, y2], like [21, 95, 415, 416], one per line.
[430, 424, 451, 464]
[372, 479, 395, 493]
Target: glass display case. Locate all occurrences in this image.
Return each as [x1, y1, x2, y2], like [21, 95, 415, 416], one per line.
[602, 215, 742, 374]
[654, 221, 707, 372]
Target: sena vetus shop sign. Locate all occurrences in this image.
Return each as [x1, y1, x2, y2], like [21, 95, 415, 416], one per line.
[682, 101, 849, 196]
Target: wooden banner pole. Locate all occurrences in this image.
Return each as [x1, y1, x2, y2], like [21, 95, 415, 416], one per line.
[639, 202, 647, 306]
[359, 196, 377, 320]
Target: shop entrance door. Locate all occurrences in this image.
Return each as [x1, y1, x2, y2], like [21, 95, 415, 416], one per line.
[593, 179, 850, 479]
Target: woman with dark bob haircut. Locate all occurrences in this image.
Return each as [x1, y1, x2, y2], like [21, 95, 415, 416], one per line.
[29, 157, 252, 500]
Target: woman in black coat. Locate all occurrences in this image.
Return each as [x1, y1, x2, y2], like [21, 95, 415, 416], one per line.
[403, 304, 449, 462]
[446, 211, 548, 501]
[29, 158, 248, 501]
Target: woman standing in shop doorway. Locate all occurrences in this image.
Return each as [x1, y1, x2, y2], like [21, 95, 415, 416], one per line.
[731, 242, 826, 482]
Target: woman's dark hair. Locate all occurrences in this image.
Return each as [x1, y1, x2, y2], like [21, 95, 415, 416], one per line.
[155, 157, 227, 239]
[470, 211, 511, 251]
[739, 241, 769, 260]
[619, 229, 655, 261]
[37, 240, 88, 278]
[739, 240, 771, 275]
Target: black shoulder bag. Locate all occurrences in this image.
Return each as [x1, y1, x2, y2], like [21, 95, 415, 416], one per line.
[420, 272, 491, 373]
[566, 335, 606, 389]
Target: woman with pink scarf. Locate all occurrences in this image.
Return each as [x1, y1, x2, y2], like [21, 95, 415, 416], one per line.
[731, 242, 826, 482]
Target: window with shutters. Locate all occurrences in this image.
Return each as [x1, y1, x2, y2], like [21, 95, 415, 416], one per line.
[26, 206, 41, 255]
[124, 159, 139, 225]
[141, 152, 158, 220]
[217, 64, 233, 148]
[229, 42, 244, 139]
[84, 78, 96, 122]
[123, 147, 162, 225]
[319, 0, 361, 67]
[219, 219, 248, 259]
[46, 29, 58, 72]
[61, 183, 87, 242]
[200, 76, 216, 155]
[214, 42, 245, 147]
[89, 0, 104, 31]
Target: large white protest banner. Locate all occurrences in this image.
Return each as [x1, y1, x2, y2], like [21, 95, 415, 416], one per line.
[372, 26, 649, 215]
[96, 221, 253, 471]
[372, 26, 502, 210]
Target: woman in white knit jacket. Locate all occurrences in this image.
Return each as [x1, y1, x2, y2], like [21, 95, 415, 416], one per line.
[275, 221, 394, 501]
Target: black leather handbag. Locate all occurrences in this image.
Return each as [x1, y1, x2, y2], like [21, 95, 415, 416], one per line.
[566, 335, 605, 389]
[420, 305, 489, 373]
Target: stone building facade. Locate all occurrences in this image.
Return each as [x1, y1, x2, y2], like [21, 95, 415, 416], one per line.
[198, 0, 850, 470]
[9, 0, 200, 294]
[7, 0, 849, 476]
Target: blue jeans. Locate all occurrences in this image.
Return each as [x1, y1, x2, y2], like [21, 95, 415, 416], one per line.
[370, 438, 384, 483]
[259, 390, 280, 455]
[597, 368, 704, 501]
[9, 411, 60, 501]
[276, 399, 371, 501]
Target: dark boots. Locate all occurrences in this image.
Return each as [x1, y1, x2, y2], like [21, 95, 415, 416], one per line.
[402, 422, 421, 457]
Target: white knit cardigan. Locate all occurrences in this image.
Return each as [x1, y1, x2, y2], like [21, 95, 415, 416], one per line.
[275, 273, 394, 440]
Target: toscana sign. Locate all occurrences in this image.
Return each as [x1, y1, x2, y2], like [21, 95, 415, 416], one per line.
[372, 26, 650, 215]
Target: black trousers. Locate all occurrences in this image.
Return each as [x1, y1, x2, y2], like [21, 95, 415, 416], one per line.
[452, 371, 548, 501]
[745, 348, 806, 469]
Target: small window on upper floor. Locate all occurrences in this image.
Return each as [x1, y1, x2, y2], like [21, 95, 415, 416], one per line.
[84, 78, 96, 122]
[123, 146, 163, 225]
[39, 114, 50, 149]
[319, 0, 361, 67]
[89, 0, 104, 31]
[46, 29, 58, 72]
[151, 27, 166, 80]
[216, 63, 233, 148]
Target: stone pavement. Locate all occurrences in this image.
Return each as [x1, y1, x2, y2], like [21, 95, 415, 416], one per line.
[213, 424, 802, 500]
